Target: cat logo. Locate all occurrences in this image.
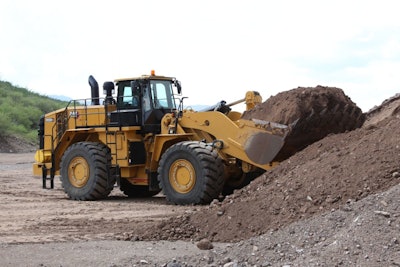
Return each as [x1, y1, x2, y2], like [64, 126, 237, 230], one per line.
[69, 111, 79, 118]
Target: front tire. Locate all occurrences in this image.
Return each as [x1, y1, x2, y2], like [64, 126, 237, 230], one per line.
[158, 141, 224, 205]
[60, 142, 115, 200]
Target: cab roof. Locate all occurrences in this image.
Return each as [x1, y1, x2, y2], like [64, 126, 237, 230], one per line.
[114, 73, 175, 83]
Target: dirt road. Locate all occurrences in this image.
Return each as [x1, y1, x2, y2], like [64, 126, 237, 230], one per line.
[1, 153, 222, 266]
[0, 153, 193, 244]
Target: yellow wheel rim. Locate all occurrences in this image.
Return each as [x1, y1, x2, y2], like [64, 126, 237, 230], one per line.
[68, 156, 90, 188]
[169, 159, 196, 194]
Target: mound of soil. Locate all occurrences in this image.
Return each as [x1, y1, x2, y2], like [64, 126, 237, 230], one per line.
[0, 135, 36, 153]
[136, 114, 400, 242]
[190, 113, 400, 242]
[364, 93, 400, 126]
[121, 90, 400, 244]
[242, 86, 365, 160]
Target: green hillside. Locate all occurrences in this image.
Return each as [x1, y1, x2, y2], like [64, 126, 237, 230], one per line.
[0, 80, 68, 142]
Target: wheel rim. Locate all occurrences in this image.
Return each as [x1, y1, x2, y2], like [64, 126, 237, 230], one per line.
[68, 156, 90, 188]
[169, 159, 196, 194]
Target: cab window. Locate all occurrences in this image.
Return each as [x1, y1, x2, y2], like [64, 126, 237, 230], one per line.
[149, 80, 176, 109]
[117, 82, 139, 108]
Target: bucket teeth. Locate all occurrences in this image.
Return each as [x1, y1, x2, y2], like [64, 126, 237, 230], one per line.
[252, 118, 290, 137]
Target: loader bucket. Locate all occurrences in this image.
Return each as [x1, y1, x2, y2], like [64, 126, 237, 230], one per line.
[243, 117, 291, 165]
[244, 132, 285, 165]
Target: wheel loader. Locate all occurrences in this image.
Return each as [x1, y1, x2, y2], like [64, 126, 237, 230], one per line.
[33, 70, 290, 204]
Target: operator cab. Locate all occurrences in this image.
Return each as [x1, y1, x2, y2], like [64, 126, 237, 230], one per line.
[111, 73, 180, 133]
[141, 79, 177, 133]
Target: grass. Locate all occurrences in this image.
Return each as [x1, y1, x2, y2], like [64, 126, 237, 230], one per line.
[0, 80, 68, 143]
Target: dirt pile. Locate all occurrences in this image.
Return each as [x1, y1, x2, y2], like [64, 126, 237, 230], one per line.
[0, 135, 36, 153]
[123, 89, 400, 244]
[242, 86, 365, 160]
[364, 93, 400, 127]
[188, 113, 400, 242]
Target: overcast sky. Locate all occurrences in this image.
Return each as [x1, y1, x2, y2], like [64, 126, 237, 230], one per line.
[1, 0, 399, 112]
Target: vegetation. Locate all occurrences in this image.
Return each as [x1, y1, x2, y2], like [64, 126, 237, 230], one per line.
[0, 80, 68, 142]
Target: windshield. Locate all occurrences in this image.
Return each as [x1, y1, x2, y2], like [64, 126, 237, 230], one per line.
[149, 80, 177, 109]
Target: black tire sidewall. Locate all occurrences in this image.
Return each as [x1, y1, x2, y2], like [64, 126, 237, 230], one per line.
[60, 142, 107, 200]
[160, 146, 205, 204]
[158, 141, 225, 205]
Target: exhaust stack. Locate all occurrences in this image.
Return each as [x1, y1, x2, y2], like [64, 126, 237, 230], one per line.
[88, 75, 100, 105]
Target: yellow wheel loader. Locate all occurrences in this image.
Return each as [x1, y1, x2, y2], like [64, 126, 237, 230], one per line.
[33, 71, 289, 204]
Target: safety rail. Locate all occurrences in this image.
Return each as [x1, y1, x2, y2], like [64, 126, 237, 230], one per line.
[49, 97, 113, 149]
[45, 95, 131, 168]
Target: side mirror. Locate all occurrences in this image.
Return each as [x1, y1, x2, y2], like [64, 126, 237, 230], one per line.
[175, 80, 182, 94]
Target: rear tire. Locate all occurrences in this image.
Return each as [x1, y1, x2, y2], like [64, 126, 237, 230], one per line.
[60, 142, 115, 200]
[158, 141, 224, 205]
